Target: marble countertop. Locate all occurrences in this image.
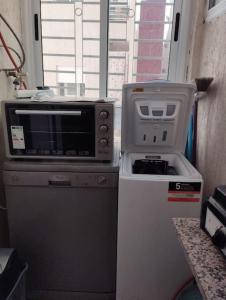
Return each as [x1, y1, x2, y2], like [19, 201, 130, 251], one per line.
[173, 218, 226, 300]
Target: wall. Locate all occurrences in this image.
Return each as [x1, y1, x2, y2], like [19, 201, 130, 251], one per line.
[0, 0, 22, 245]
[189, 0, 226, 196]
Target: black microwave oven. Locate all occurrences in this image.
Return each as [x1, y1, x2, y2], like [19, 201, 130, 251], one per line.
[2, 99, 114, 161]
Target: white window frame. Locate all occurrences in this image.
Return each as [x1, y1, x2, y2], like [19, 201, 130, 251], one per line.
[21, 0, 193, 95]
[205, 0, 226, 22]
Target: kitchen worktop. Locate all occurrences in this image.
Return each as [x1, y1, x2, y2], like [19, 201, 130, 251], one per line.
[173, 218, 226, 300]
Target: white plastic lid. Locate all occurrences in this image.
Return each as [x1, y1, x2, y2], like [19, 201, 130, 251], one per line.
[121, 81, 195, 154]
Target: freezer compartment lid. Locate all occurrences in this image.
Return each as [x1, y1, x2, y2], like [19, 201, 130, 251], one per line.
[121, 82, 195, 154]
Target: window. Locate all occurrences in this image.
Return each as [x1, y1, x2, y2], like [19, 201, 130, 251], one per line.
[22, 0, 192, 102]
[209, 0, 224, 9]
[206, 0, 226, 21]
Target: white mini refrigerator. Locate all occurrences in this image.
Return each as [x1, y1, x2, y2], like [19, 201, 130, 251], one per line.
[117, 82, 203, 300]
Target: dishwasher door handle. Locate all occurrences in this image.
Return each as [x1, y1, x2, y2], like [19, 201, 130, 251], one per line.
[48, 180, 71, 187]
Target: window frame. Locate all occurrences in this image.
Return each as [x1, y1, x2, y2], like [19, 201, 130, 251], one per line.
[205, 0, 226, 22]
[21, 0, 193, 96]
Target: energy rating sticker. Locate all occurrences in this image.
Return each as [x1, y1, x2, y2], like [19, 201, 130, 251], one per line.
[168, 182, 201, 202]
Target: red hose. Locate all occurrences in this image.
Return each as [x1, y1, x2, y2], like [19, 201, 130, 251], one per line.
[171, 276, 194, 300]
[0, 31, 27, 89]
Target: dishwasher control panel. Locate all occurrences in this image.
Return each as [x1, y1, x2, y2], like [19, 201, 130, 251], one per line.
[3, 171, 118, 188]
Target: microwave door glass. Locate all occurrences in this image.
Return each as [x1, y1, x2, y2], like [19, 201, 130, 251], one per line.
[7, 105, 95, 157]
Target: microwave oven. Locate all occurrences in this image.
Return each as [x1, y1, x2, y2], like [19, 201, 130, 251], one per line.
[2, 99, 114, 161]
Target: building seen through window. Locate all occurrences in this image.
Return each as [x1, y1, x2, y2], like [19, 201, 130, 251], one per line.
[41, 0, 175, 102]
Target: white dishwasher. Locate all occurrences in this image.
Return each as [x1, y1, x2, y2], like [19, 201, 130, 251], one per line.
[3, 154, 119, 300]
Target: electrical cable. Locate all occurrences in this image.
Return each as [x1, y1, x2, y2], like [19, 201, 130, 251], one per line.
[0, 32, 20, 71]
[0, 45, 23, 71]
[171, 276, 195, 300]
[0, 13, 25, 69]
[0, 31, 27, 89]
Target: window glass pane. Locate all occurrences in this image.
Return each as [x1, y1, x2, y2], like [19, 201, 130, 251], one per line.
[108, 74, 125, 90]
[41, 0, 101, 97]
[209, 0, 223, 9]
[42, 21, 74, 38]
[209, 0, 216, 9]
[85, 90, 100, 97]
[109, 58, 126, 74]
[42, 39, 75, 55]
[107, 0, 175, 102]
[133, 41, 170, 57]
[41, 4, 74, 19]
[134, 73, 167, 82]
[83, 23, 100, 39]
[83, 58, 100, 72]
[83, 40, 99, 56]
[84, 0, 100, 2]
[83, 74, 99, 89]
[40, 0, 175, 100]
[83, 4, 100, 20]
[43, 56, 75, 71]
[109, 23, 127, 40]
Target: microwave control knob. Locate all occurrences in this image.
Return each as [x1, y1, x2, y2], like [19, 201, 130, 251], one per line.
[99, 110, 109, 120]
[97, 175, 107, 185]
[99, 125, 108, 133]
[99, 138, 108, 147]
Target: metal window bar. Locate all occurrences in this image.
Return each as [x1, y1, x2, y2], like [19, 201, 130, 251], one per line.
[43, 53, 126, 60]
[41, 1, 100, 4]
[42, 36, 75, 39]
[40, 0, 175, 99]
[134, 38, 171, 42]
[132, 73, 167, 77]
[41, 19, 75, 22]
[43, 53, 127, 59]
[135, 2, 174, 6]
[44, 70, 100, 75]
[48, 86, 99, 91]
[43, 53, 76, 57]
[133, 56, 166, 60]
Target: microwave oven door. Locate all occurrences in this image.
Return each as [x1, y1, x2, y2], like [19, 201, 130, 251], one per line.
[5, 104, 95, 158]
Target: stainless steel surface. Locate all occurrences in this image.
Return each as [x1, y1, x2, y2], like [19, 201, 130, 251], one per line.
[4, 171, 118, 188]
[15, 110, 82, 116]
[3, 144, 120, 173]
[4, 152, 119, 300]
[2, 99, 114, 161]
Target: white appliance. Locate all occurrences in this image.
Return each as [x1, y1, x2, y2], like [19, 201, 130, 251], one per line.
[117, 82, 203, 300]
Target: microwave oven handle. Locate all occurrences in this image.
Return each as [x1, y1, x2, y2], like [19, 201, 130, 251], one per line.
[15, 110, 82, 116]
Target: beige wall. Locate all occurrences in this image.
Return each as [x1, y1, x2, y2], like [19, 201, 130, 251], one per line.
[0, 0, 22, 245]
[0, 0, 22, 100]
[189, 0, 226, 196]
